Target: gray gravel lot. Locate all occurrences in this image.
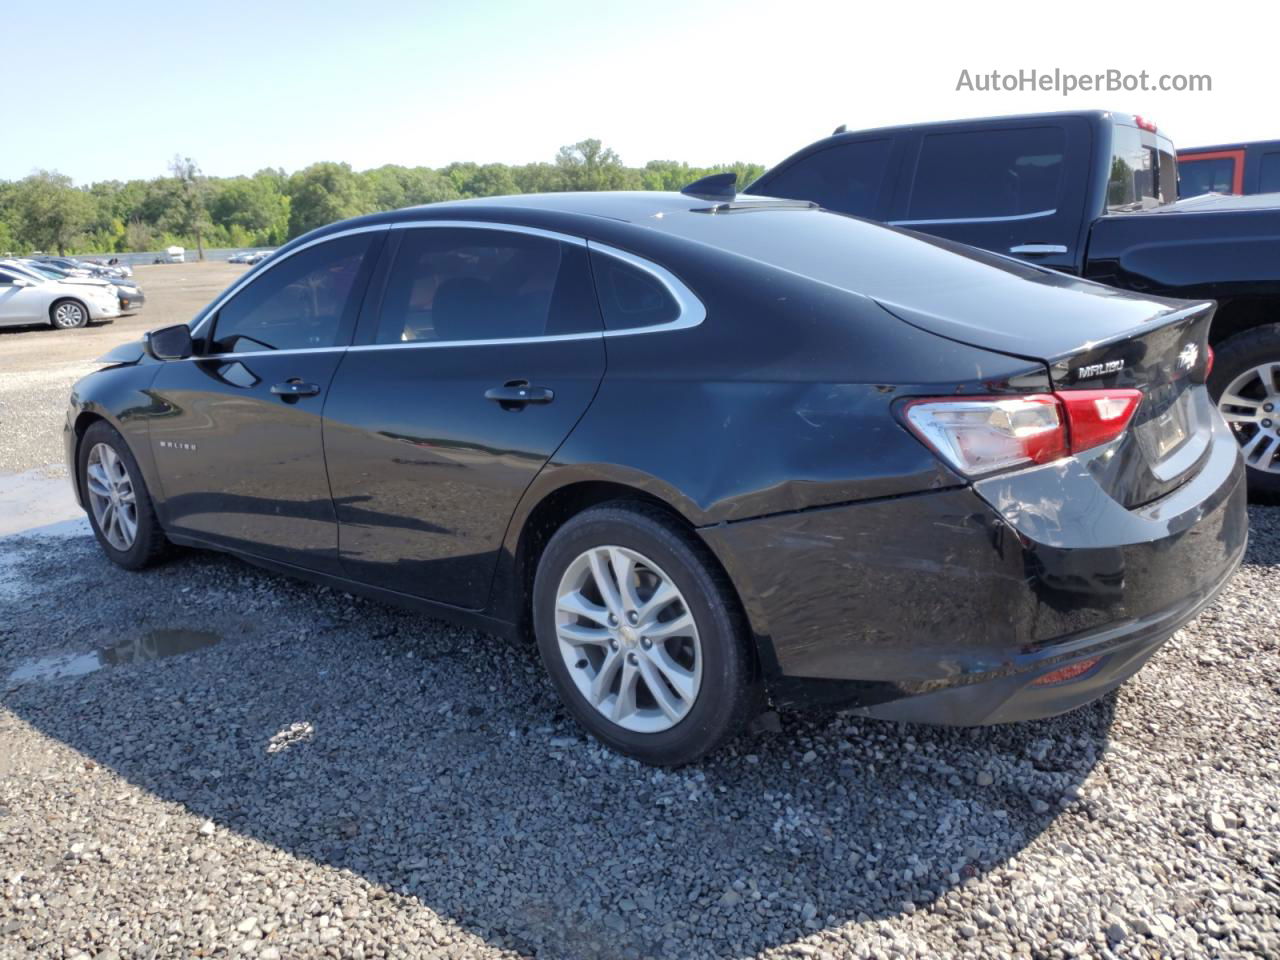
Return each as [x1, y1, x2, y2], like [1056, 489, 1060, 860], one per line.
[1, 266, 1278, 958]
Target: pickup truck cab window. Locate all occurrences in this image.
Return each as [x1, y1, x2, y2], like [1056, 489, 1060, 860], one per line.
[1260, 153, 1280, 194]
[1107, 125, 1176, 211]
[754, 139, 892, 218]
[907, 126, 1065, 221]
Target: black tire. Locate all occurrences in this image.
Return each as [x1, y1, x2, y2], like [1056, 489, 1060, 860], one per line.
[50, 298, 89, 329]
[78, 420, 168, 569]
[1209, 323, 1280, 503]
[532, 502, 757, 766]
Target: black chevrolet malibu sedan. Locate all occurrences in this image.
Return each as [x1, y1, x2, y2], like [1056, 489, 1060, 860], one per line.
[65, 190, 1248, 765]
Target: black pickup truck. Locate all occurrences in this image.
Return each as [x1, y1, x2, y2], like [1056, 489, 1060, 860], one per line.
[1178, 139, 1280, 197]
[746, 110, 1280, 499]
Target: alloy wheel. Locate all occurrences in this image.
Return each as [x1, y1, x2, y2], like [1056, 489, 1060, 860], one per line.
[554, 545, 703, 734]
[86, 442, 138, 550]
[1218, 363, 1280, 473]
[53, 302, 87, 328]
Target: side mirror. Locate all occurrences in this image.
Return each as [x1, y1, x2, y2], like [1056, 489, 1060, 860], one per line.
[12, 277, 32, 287]
[144, 323, 194, 361]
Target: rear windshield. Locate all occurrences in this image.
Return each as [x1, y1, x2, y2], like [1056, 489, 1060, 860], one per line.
[1108, 126, 1177, 211]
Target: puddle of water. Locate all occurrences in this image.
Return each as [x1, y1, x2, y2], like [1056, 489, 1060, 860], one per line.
[0, 467, 87, 539]
[5, 628, 222, 686]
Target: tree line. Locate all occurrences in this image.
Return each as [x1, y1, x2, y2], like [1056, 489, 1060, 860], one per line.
[0, 139, 765, 256]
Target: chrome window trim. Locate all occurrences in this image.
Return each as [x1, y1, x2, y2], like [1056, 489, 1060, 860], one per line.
[189, 223, 391, 340]
[586, 241, 706, 338]
[182, 220, 705, 359]
[387, 219, 588, 246]
[889, 208, 1057, 227]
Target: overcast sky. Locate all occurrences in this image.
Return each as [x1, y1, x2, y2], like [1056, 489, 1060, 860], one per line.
[8, 0, 1275, 184]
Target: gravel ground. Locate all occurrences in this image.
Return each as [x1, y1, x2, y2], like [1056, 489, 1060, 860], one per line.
[1, 266, 1278, 959]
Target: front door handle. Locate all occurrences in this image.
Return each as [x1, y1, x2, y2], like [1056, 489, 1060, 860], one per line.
[1009, 243, 1068, 255]
[271, 379, 321, 402]
[485, 380, 554, 410]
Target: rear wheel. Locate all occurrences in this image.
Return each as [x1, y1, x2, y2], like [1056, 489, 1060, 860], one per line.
[79, 420, 168, 569]
[50, 299, 89, 329]
[1211, 324, 1280, 502]
[532, 503, 756, 766]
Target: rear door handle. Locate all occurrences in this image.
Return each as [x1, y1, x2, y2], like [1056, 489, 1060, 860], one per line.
[485, 381, 554, 409]
[271, 380, 321, 400]
[1009, 243, 1068, 255]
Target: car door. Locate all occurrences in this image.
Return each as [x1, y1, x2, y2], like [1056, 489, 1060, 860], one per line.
[147, 228, 385, 571]
[323, 223, 606, 609]
[889, 118, 1091, 272]
[0, 269, 44, 326]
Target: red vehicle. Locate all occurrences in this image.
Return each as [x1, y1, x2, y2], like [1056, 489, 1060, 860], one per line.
[1178, 140, 1280, 197]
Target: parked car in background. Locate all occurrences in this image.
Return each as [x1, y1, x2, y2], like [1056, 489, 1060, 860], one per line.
[243, 249, 274, 265]
[1178, 140, 1280, 197]
[748, 110, 1280, 500]
[165, 246, 185, 263]
[0, 263, 120, 328]
[228, 251, 255, 264]
[7, 259, 145, 314]
[64, 191, 1245, 763]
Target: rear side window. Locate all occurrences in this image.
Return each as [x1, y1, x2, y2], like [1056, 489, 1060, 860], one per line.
[909, 126, 1065, 220]
[1260, 153, 1280, 194]
[1178, 157, 1235, 197]
[374, 227, 599, 344]
[754, 139, 891, 217]
[589, 251, 679, 330]
[212, 233, 372, 352]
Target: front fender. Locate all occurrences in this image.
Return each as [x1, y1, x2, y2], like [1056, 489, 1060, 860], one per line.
[66, 363, 164, 513]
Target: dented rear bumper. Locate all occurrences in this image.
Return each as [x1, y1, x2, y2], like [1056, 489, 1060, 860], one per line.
[699, 409, 1248, 723]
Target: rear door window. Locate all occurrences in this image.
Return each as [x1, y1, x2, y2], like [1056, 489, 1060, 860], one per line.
[751, 139, 892, 217]
[908, 126, 1066, 220]
[1178, 157, 1235, 197]
[373, 227, 600, 344]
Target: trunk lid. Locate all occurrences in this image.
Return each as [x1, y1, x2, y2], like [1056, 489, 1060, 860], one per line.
[880, 290, 1216, 507]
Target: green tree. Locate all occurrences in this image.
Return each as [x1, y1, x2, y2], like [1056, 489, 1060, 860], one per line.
[286, 162, 371, 238]
[167, 156, 211, 260]
[12, 171, 92, 254]
[208, 175, 289, 245]
[554, 139, 634, 191]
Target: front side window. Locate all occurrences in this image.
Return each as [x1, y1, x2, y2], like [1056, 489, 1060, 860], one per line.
[754, 139, 892, 217]
[374, 227, 599, 344]
[211, 233, 372, 352]
[909, 126, 1066, 220]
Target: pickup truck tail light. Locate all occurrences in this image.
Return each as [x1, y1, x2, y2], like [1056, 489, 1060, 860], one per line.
[903, 389, 1143, 478]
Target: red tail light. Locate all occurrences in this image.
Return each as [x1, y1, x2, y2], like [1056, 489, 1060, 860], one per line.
[1134, 115, 1158, 133]
[1206, 345, 1215, 379]
[903, 389, 1143, 478]
[1058, 389, 1144, 453]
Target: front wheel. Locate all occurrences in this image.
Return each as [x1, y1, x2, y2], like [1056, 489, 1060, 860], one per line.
[1211, 323, 1280, 502]
[50, 299, 89, 329]
[78, 420, 168, 569]
[533, 503, 756, 766]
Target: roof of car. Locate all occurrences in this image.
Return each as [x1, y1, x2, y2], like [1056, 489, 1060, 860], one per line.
[294, 191, 821, 251]
[1179, 139, 1280, 154]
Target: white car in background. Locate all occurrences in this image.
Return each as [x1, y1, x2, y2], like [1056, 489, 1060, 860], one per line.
[0, 263, 120, 329]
